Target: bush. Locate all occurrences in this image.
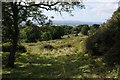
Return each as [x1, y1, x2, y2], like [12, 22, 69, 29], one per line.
[86, 8, 120, 65]
[2, 43, 27, 53]
[81, 25, 90, 35]
[86, 28, 115, 55]
[20, 25, 41, 42]
[26, 26, 40, 42]
[17, 45, 27, 53]
[51, 26, 64, 39]
[104, 47, 120, 66]
[2, 43, 11, 52]
[88, 26, 99, 36]
[41, 32, 52, 41]
[74, 25, 83, 34]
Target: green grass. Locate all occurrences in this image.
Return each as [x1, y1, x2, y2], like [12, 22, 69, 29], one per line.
[2, 34, 118, 79]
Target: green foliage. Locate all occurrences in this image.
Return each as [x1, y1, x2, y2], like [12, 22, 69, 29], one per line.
[51, 26, 65, 39]
[88, 24, 100, 36]
[2, 2, 84, 44]
[20, 25, 69, 42]
[86, 8, 120, 65]
[2, 43, 26, 53]
[92, 24, 100, 28]
[104, 47, 120, 66]
[60, 25, 73, 35]
[40, 25, 65, 40]
[2, 35, 118, 78]
[81, 25, 90, 35]
[2, 2, 52, 44]
[20, 24, 97, 42]
[2, 25, 13, 43]
[26, 26, 41, 42]
[74, 25, 84, 34]
[2, 3, 13, 43]
[20, 25, 40, 43]
[41, 31, 52, 41]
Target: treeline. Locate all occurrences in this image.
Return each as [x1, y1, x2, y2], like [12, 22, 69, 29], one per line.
[18, 24, 100, 42]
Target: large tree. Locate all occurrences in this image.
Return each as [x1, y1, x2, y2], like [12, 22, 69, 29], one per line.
[2, 0, 84, 68]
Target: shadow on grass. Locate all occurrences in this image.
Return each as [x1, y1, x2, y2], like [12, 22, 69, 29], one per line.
[2, 52, 116, 79]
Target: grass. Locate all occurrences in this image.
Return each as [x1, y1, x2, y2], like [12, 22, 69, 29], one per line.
[2, 34, 118, 79]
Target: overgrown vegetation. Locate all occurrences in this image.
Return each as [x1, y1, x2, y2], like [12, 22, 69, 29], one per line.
[18, 24, 99, 43]
[2, 1, 120, 79]
[2, 43, 26, 53]
[86, 8, 120, 66]
[2, 34, 118, 78]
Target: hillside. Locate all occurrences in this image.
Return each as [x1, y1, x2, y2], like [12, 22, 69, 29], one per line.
[2, 34, 118, 78]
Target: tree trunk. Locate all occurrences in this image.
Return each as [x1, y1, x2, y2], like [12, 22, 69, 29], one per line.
[7, 3, 19, 68]
[7, 43, 17, 68]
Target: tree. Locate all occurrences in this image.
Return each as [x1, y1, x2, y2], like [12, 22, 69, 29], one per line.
[41, 31, 52, 41]
[92, 24, 100, 28]
[86, 7, 120, 66]
[74, 25, 84, 36]
[81, 25, 90, 35]
[2, 1, 84, 68]
[26, 25, 41, 42]
[88, 24, 100, 36]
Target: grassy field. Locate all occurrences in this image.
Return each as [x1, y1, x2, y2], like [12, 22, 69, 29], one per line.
[2, 34, 118, 79]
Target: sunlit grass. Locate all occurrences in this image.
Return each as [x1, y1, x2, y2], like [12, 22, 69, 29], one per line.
[2, 34, 118, 78]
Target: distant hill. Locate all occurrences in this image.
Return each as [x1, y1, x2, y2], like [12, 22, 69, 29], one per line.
[53, 20, 103, 25]
[20, 20, 103, 26]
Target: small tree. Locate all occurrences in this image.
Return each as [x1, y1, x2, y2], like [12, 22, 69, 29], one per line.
[81, 25, 90, 35]
[26, 26, 40, 42]
[41, 31, 52, 41]
[74, 25, 84, 36]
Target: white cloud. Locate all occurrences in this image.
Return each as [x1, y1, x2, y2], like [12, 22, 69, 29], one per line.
[83, 1, 118, 22]
[43, 0, 119, 22]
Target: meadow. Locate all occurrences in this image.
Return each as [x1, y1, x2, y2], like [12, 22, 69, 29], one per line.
[2, 34, 118, 79]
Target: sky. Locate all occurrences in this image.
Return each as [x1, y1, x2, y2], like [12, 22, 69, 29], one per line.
[43, 0, 120, 23]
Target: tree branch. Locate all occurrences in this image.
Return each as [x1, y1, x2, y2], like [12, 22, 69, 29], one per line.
[18, 2, 59, 11]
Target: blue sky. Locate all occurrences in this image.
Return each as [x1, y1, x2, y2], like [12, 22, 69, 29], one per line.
[43, 0, 119, 23]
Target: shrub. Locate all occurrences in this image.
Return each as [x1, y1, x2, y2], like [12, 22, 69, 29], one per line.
[2, 43, 27, 53]
[86, 28, 116, 55]
[104, 46, 120, 66]
[17, 45, 27, 53]
[26, 26, 40, 42]
[88, 26, 99, 37]
[86, 8, 120, 65]
[2, 43, 11, 52]
[20, 25, 41, 42]
[81, 25, 90, 35]
[74, 25, 83, 34]
[51, 26, 64, 39]
[41, 32, 52, 41]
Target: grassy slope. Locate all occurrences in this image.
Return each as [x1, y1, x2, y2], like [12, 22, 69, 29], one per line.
[2, 34, 118, 79]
